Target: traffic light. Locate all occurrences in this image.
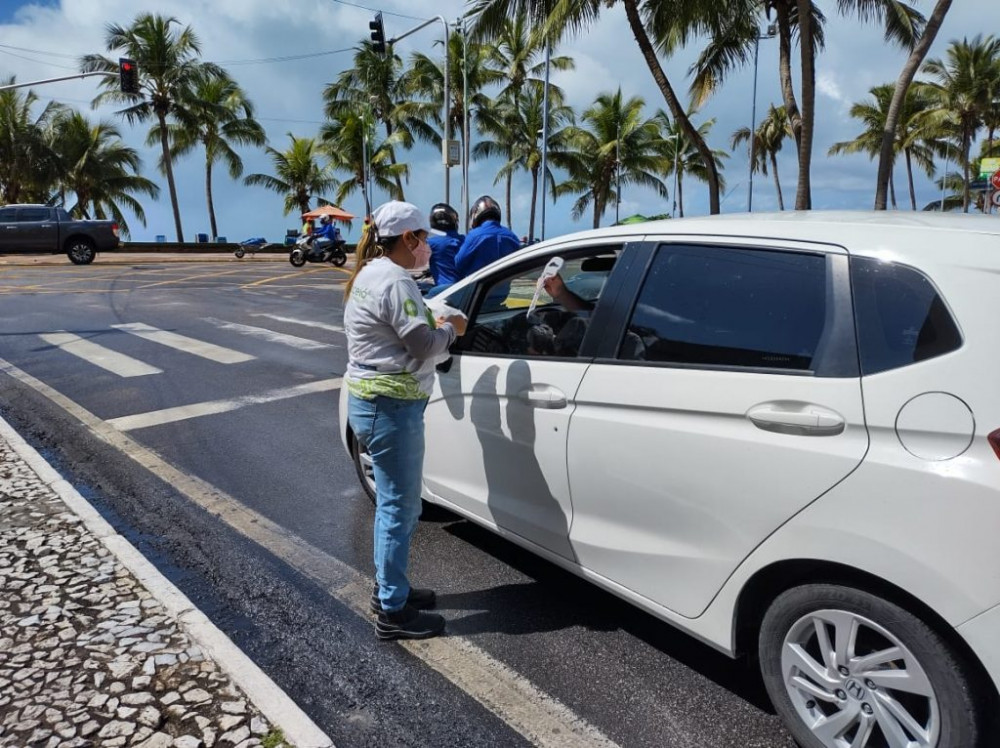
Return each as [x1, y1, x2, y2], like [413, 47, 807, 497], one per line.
[118, 58, 139, 94]
[369, 13, 386, 55]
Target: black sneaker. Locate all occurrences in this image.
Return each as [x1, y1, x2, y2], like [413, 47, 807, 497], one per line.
[369, 583, 436, 614]
[375, 604, 445, 641]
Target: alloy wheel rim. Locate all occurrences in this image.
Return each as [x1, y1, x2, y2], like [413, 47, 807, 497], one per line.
[71, 244, 91, 262]
[781, 609, 939, 748]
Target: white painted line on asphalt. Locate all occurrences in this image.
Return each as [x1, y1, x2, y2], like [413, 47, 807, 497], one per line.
[107, 377, 342, 431]
[204, 318, 336, 350]
[0, 357, 619, 748]
[111, 322, 256, 364]
[0, 386, 334, 748]
[39, 331, 162, 377]
[250, 313, 344, 333]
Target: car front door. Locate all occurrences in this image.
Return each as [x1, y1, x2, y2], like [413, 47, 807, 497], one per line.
[16, 207, 57, 252]
[0, 207, 18, 251]
[566, 240, 869, 618]
[423, 244, 623, 561]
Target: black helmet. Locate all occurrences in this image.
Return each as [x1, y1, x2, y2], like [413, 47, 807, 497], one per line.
[469, 195, 502, 228]
[429, 202, 459, 232]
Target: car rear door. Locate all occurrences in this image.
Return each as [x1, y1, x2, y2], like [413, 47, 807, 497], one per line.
[15, 207, 57, 251]
[565, 238, 869, 618]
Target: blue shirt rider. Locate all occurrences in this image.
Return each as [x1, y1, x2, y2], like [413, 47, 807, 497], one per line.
[310, 215, 341, 257]
[454, 196, 520, 280]
[427, 202, 464, 286]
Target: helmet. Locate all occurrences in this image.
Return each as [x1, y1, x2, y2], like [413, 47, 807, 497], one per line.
[469, 195, 502, 228]
[429, 202, 459, 232]
[320, 214, 332, 225]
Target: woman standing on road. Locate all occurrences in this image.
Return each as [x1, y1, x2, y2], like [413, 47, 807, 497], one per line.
[343, 200, 467, 641]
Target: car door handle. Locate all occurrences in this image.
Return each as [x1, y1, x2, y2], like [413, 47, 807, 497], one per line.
[746, 402, 845, 436]
[517, 386, 567, 409]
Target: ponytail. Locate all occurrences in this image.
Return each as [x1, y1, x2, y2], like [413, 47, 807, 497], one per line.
[344, 223, 401, 298]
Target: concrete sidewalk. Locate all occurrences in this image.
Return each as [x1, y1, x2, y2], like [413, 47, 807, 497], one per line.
[0, 416, 333, 748]
[0, 253, 291, 267]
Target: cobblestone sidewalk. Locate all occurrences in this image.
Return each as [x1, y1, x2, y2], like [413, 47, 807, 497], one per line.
[0, 431, 329, 748]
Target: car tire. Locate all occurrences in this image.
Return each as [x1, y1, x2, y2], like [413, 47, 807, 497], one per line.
[759, 583, 983, 748]
[351, 432, 377, 505]
[66, 238, 96, 265]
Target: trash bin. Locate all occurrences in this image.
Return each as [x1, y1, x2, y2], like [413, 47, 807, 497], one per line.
[196, 233, 209, 243]
[155, 234, 166, 243]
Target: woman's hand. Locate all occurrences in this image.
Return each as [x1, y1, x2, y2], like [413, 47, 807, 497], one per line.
[438, 314, 468, 336]
[542, 273, 567, 301]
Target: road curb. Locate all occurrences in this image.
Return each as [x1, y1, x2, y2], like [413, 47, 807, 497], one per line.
[0, 414, 335, 748]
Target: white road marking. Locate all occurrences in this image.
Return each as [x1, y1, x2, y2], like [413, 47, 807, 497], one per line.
[108, 377, 342, 431]
[0, 357, 619, 748]
[203, 318, 335, 350]
[111, 322, 255, 364]
[250, 313, 344, 333]
[39, 332, 162, 378]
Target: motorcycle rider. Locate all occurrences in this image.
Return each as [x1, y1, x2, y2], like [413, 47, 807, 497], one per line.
[309, 214, 342, 260]
[454, 196, 520, 280]
[425, 203, 464, 296]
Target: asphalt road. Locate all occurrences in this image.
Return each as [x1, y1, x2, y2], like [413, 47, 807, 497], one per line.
[0, 261, 797, 748]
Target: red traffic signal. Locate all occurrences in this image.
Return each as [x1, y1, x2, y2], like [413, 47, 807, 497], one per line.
[118, 57, 139, 95]
[369, 13, 386, 55]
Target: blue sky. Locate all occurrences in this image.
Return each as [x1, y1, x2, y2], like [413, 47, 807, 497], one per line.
[0, 0, 996, 243]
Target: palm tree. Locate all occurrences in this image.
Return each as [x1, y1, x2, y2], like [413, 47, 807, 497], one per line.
[324, 42, 437, 201]
[829, 84, 938, 210]
[731, 104, 791, 210]
[553, 89, 669, 228]
[922, 34, 1000, 211]
[50, 111, 159, 238]
[320, 114, 409, 213]
[486, 13, 574, 103]
[469, 0, 751, 215]
[81, 14, 222, 241]
[243, 134, 339, 216]
[0, 80, 62, 203]
[692, 0, 925, 210]
[159, 71, 266, 239]
[475, 82, 573, 239]
[655, 111, 726, 218]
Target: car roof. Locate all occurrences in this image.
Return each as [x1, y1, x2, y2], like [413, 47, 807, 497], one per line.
[1, 204, 51, 209]
[514, 210, 1000, 269]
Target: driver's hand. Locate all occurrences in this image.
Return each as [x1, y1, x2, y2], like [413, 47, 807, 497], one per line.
[438, 314, 468, 336]
[542, 274, 567, 300]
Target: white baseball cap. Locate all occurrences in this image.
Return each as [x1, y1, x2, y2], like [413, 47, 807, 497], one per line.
[371, 201, 443, 238]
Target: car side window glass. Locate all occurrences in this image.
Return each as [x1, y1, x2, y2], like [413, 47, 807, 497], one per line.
[619, 244, 829, 372]
[850, 256, 961, 374]
[0, 208, 17, 222]
[18, 208, 50, 222]
[462, 249, 619, 358]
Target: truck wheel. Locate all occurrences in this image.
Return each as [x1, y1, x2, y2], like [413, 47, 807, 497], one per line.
[67, 238, 96, 265]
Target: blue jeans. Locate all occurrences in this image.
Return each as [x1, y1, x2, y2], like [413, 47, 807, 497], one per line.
[347, 393, 426, 612]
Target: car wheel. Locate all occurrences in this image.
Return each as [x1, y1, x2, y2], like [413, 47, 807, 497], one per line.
[234, 248, 246, 258]
[66, 238, 96, 265]
[759, 583, 982, 748]
[351, 433, 377, 504]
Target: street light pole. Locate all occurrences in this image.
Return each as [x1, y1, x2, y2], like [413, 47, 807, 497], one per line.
[461, 17, 471, 232]
[615, 124, 621, 224]
[539, 41, 551, 241]
[747, 25, 776, 213]
[941, 144, 949, 212]
[672, 133, 680, 219]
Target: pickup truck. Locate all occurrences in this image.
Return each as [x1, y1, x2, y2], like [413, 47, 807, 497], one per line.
[0, 204, 120, 264]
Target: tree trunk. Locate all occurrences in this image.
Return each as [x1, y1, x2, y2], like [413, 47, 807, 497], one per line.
[874, 0, 952, 209]
[889, 171, 897, 209]
[206, 158, 218, 240]
[385, 119, 406, 200]
[962, 129, 971, 212]
[505, 171, 513, 229]
[905, 148, 917, 210]
[678, 170, 685, 218]
[593, 201, 601, 230]
[770, 152, 785, 210]
[158, 110, 184, 242]
[774, 1, 803, 153]
[528, 166, 539, 241]
[621, 0, 720, 214]
[795, 0, 815, 210]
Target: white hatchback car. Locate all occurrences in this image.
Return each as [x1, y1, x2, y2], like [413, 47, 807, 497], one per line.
[341, 212, 1000, 748]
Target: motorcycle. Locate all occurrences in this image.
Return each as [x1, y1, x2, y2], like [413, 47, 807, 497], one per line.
[289, 234, 347, 268]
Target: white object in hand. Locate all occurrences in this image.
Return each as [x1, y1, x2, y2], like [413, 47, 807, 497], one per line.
[527, 256, 564, 320]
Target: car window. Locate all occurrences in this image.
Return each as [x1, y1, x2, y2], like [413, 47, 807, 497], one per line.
[619, 244, 829, 372]
[55, 207, 71, 221]
[461, 249, 620, 359]
[850, 257, 961, 375]
[0, 208, 16, 223]
[18, 208, 50, 222]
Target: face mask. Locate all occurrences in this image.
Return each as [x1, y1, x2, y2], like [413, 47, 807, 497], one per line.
[410, 238, 431, 271]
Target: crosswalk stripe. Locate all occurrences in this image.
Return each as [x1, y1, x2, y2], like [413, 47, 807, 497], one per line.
[250, 313, 344, 333]
[111, 322, 255, 364]
[106, 377, 342, 431]
[203, 318, 335, 350]
[39, 332, 162, 378]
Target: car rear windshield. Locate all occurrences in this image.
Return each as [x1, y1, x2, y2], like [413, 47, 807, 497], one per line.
[850, 257, 962, 375]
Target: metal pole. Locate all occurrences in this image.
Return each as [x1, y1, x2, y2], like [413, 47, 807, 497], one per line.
[748, 35, 761, 213]
[0, 71, 113, 92]
[462, 18, 470, 232]
[361, 130, 371, 217]
[940, 144, 948, 212]
[615, 125, 621, 224]
[539, 41, 551, 240]
[672, 134, 680, 218]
